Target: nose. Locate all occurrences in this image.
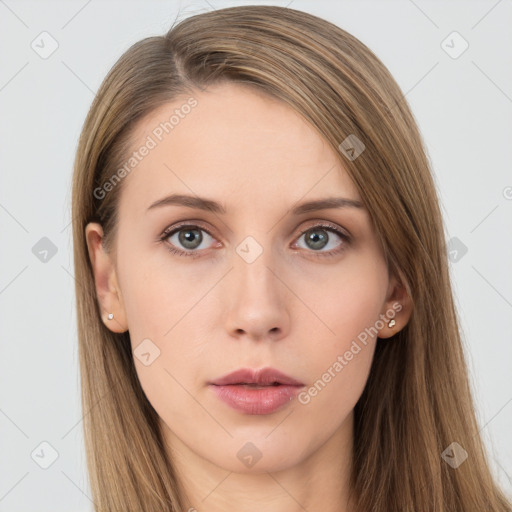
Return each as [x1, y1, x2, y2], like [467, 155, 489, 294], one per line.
[223, 244, 290, 343]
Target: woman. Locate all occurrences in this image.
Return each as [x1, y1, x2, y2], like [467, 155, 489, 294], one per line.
[71, 5, 512, 511]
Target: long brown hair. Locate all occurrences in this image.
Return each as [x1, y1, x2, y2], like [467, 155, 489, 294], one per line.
[71, 5, 512, 511]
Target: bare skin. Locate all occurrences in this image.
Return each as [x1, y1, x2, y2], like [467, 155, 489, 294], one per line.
[86, 82, 412, 512]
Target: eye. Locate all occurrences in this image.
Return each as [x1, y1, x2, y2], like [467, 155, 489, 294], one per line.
[160, 223, 218, 258]
[293, 223, 350, 257]
[159, 221, 350, 259]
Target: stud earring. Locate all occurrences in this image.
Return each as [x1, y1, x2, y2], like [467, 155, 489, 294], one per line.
[107, 313, 114, 320]
[388, 319, 396, 328]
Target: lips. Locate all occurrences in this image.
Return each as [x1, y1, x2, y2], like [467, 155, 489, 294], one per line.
[209, 367, 305, 415]
[209, 367, 304, 387]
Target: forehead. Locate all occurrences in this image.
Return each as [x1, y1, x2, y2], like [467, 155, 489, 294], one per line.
[118, 82, 361, 216]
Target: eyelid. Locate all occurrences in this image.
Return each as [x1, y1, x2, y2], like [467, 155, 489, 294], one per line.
[161, 220, 215, 238]
[295, 219, 351, 240]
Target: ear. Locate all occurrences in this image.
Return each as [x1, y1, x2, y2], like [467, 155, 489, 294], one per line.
[377, 268, 412, 339]
[85, 222, 128, 333]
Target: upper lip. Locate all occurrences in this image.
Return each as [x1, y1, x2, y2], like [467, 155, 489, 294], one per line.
[209, 367, 304, 386]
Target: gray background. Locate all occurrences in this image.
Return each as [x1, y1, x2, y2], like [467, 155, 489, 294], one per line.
[1, 0, 511, 510]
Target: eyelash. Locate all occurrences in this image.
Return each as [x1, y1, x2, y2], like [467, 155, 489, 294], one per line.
[158, 221, 351, 259]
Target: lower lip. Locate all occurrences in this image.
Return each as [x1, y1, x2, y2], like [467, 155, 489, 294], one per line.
[210, 384, 303, 415]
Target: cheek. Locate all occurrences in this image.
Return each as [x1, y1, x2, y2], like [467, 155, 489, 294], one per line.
[116, 245, 218, 388]
[116, 237, 200, 342]
[294, 251, 388, 347]
[292, 255, 386, 409]
[117, 260, 212, 428]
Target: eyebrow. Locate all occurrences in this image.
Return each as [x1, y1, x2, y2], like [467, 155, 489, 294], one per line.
[146, 193, 364, 215]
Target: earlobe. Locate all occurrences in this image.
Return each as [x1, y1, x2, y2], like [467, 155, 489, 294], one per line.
[378, 270, 413, 339]
[85, 222, 128, 333]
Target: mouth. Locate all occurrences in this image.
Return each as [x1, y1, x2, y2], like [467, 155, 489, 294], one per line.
[209, 367, 305, 415]
[209, 367, 304, 387]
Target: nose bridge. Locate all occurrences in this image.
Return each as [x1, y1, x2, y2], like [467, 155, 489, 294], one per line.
[223, 232, 289, 340]
[232, 233, 280, 301]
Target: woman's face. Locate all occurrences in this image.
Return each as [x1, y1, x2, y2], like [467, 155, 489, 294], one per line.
[87, 82, 408, 475]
